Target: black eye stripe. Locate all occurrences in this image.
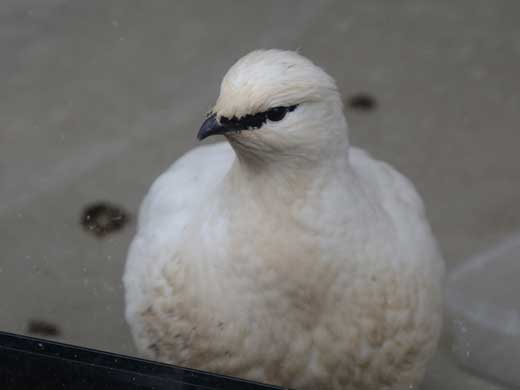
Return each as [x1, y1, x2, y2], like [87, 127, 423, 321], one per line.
[219, 105, 297, 131]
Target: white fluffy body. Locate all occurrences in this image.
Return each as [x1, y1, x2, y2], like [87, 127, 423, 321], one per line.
[124, 50, 444, 390]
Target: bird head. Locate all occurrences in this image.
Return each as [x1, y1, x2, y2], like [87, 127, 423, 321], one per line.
[198, 50, 348, 165]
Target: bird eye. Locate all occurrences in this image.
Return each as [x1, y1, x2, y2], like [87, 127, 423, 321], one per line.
[266, 107, 288, 122]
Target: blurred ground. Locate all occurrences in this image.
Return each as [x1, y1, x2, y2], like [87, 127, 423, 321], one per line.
[1, 1, 519, 389]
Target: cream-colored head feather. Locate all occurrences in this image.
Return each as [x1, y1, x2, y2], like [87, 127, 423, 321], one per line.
[214, 50, 339, 118]
[208, 50, 349, 164]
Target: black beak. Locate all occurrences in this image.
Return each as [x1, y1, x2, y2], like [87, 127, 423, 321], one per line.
[197, 114, 229, 141]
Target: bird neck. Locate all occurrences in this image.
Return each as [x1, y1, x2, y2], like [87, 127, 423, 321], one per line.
[224, 142, 351, 209]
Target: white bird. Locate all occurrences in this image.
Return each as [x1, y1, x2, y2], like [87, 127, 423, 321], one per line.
[123, 49, 444, 390]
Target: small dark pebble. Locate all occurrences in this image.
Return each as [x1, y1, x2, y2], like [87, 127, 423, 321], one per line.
[81, 201, 130, 238]
[27, 319, 61, 337]
[346, 93, 377, 111]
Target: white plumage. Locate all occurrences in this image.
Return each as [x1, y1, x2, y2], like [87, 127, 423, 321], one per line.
[124, 50, 444, 390]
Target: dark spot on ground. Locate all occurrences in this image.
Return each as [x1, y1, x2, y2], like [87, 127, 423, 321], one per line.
[346, 93, 377, 112]
[27, 319, 61, 337]
[148, 343, 159, 355]
[80, 201, 130, 238]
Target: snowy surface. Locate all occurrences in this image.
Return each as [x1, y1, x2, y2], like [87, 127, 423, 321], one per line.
[1, 1, 520, 389]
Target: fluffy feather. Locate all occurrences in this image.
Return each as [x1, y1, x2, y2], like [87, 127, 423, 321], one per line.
[124, 49, 444, 390]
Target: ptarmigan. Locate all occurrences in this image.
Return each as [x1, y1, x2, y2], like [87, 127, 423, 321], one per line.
[124, 49, 444, 390]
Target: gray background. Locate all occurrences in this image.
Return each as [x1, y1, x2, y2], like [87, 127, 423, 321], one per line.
[1, 1, 519, 389]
